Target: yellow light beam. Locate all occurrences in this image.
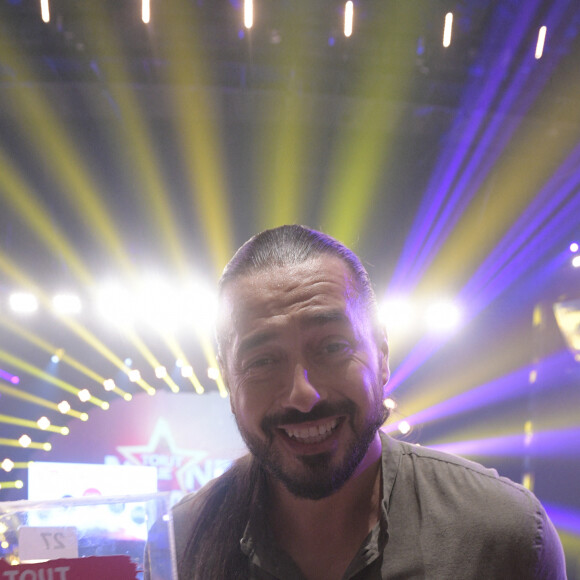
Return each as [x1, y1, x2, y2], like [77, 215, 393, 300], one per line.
[321, 4, 421, 248]
[1, 462, 33, 471]
[78, 3, 189, 275]
[0, 350, 105, 409]
[0, 439, 51, 451]
[0, 317, 128, 400]
[162, 332, 204, 394]
[123, 328, 180, 393]
[0, 480, 24, 490]
[256, 4, 318, 230]
[0, 415, 68, 435]
[0, 30, 134, 273]
[159, 0, 234, 274]
[0, 146, 93, 285]
[0, 382, 86, 420]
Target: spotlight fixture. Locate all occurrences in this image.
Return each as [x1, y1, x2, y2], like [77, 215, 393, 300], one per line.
[384, 398, 397, 410]
[9, 292, 38, 314]
[37, 417, 51, 430]
[57, 401, 71, 414]
[78, 389, 91, 402]
[181, 365, 193, 378]
[207, 367, 220, 381]
[344, 1, 354, 38]
[155, 366, 167, 379]
[244, 0, 253, 30]
[425, 300, 462, 334]
[443, 12, 453, 47]
[1, 459, 14, 472]
[18, 435, 32, 448]
[398, 421, 411, 435]
[103, 379, 116, 391]
[535, 25, 547, 60]
[128, 369, 141, 382]
[40, 0, 50, 23]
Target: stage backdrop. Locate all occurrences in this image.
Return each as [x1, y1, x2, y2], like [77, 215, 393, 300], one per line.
[33, 391, 246, 499]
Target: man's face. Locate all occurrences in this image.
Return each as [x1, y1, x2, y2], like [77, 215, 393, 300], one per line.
[219, 255, 390, 500]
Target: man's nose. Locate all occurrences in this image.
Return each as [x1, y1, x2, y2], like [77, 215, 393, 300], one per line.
[283, 363, 321, 413]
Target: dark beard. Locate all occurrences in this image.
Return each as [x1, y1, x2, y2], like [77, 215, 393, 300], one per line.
[235, 398, 388, 500]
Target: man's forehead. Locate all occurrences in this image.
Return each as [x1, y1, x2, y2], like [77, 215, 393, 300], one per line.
[219, 257, 357, 311]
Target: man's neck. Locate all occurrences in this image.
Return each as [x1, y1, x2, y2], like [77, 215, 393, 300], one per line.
[265, 433, 383, 580]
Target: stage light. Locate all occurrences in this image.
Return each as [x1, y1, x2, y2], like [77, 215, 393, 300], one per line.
[553, 298, 580, 356]
[384, 398, 397, 410]
[57, 401, 71, 414]
[142, 0, 150, 24]
[183, 281, 218, 332]
[124, 358, 133, 367]
[425, 300, 462, 333]
[155, 366, 167, 379]
[61, 427, 69, 435]
[52, 293, 82, 315]
[40, 0, 50, 23]
[344, 2, 354, 38]
[522, 472, 534, 490]
[181, 365, 193, 378]
[535, 26, 547, 59]
[207, 367, 219, 380]
[128, 369, 141, 382]
[37, 417, 50, 430]
[572, 255, 580, 268]
[78, 389, 91, 402]
[570, 242, 579, 253]
[1, 459, 14, 472]
[443, 12, 453, 48]
[398, 421, 411, 435]
[9, 292, 38, 314]
[244, 0, 253, 29]
[103, 378, 116, 391]
[379, 297, 416, 336]
[80, 413, 89, 421]
[50, 348, 65, 364]
[96, 282, 134, 325]
[18, 435, 31, 448]
[124, 393, 133, 401]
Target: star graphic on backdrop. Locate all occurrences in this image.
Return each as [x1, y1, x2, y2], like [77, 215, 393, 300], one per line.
[117, 418, 208, 491]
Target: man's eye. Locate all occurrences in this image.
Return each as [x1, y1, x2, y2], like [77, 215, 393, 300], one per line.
[323, 341, 350, 355]
[246, 356, 276, 369]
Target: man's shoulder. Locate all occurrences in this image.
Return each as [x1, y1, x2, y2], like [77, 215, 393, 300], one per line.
[381, 432, 540, 511]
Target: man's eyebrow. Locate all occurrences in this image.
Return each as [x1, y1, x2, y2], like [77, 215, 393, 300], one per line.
[236, 331, 279, 357]
[301, 310, 349, 328]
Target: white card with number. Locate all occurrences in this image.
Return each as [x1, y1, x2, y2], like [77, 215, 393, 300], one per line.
[18, 526, 79, 562]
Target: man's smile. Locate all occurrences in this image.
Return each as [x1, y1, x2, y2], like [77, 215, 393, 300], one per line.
[279, 417, 341, 444]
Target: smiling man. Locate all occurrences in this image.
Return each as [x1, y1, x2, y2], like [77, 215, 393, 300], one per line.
[171, 225, 566, 580]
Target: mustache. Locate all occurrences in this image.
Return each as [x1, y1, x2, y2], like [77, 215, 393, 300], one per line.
[260, 400, 356, 435]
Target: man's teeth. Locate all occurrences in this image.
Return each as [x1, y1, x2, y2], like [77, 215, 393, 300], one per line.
[283, 418, 339, 443]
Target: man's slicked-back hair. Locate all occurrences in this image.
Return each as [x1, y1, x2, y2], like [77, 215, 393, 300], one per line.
[217, 225, 382, 357]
